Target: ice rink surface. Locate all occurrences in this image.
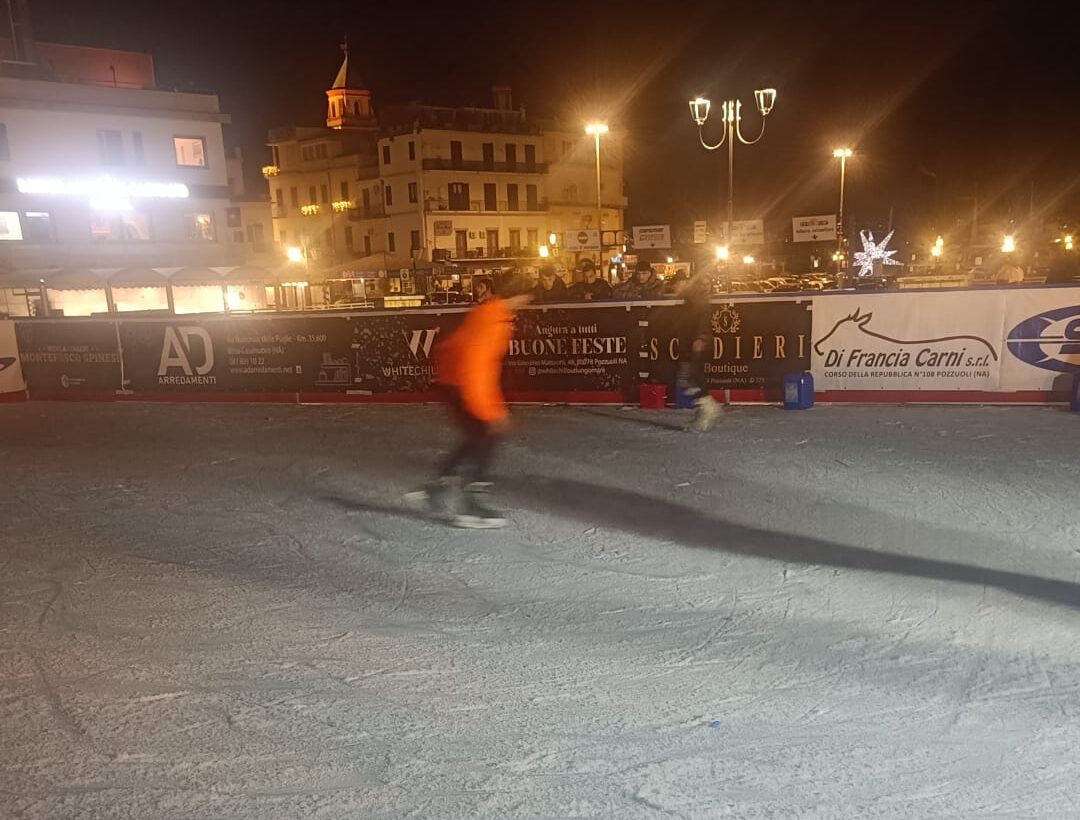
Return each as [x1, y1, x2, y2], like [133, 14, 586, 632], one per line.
[2, 401, 1079, 819]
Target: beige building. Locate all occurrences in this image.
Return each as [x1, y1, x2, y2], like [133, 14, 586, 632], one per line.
[264, 50, 625, 288]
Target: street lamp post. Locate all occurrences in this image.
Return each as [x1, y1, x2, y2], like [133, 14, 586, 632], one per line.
[688, 89, 776, 248]
[833, 148, 853, 275]
[585, 123, 609, 265]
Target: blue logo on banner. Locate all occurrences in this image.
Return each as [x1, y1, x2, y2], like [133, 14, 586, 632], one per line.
[1006, 305, 1080, 373]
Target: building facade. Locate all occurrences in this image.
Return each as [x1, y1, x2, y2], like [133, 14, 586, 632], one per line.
[0, 15, 275, 317]
[264, 53, 626, 285]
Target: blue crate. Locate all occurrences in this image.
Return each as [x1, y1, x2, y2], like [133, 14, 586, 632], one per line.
[783, 372, 815, 410]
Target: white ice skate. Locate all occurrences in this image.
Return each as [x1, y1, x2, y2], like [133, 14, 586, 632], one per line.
[689, 395, 722, 432]
[452, 483, 508, 529]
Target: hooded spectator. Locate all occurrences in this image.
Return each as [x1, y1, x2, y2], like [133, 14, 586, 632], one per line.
[568, 259, 613, 301]
[532, 265, 568, 302]
[629, 261, 664, 299]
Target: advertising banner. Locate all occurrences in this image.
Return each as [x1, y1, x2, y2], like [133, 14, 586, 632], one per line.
[15, 320, 122, 393]
[0, 320, 26, 394]
[1001, 287, 1080, 392]
[641, 300, 812, 392]
[504, 307, 634, 397]
[792, 214, 837, 243]
[810, 292, 1006, 391]
[693, 220, 707, 244]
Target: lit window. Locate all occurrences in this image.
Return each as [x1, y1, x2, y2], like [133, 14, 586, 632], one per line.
[184, 212, 216, 241]
[0, 211, 23, 240]
[174, 136, 207, 167]
[122, 213, 152, 241]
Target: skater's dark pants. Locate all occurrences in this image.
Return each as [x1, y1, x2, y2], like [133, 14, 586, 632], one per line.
[677, 343, 707, 399]
[438, 387, 497, 484]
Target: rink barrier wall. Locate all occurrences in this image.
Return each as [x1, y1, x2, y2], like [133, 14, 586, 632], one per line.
[7, 285, 1079, 405]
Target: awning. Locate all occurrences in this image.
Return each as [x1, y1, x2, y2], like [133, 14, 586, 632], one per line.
[108, 268, 168, 287]
[168, 267, 225, 286]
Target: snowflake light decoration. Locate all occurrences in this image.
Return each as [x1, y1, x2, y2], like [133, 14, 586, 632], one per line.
[852, 229, 902, 277]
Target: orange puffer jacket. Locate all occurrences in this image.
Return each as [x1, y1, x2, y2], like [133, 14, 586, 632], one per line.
[436, 299, 514, 422]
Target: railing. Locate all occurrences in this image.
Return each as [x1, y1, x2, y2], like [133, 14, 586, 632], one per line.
[421, 159, 547, 174]
[425, 199, 547, 213]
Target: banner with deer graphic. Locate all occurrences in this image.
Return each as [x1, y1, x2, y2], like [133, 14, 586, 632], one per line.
[810, 291, 1007, 391]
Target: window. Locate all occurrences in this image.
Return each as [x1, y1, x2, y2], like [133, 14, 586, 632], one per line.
[133, 131, 145, 166]
[384, 185, 393, 206]
[309, 185, 317, 204]
[562, 141, 573, 157]
[486, 228, 499, 256]
[320, 184, 329, 204]
[0, 211, 23, 240]
[448, 182, 469, 211]
[388, 232, 396, 252]
[408, 182, 418, 203]
[22, 212, 53, 242]
[275, 188, 284, 209]
[382, 144, 391, 165]
[91, 212, 151, 241]
[410, 230, 421, 251]
[226, 207, 242, 228]
[302, 145, 313, 161]
[566, 184, 578, 202]
[246, 223, 266, 252]
[98, 129, 123, 165]
[173, 136, 207, 167]
[505, 144, 517, 169]
[184, 212, 216, 241]
[233, 230, 245, 243]
[408, 141, 416, 161]
[0, 123, 9, 161]
[524, 144, 536, 168]
[363, 234, 372, 256]
[507, 184, 519, 211]
[450, 141, 462, 166]
[279, 229, 287, 244]
[527, 228, 538, 249]
[340, 180, 349, 201]
[509, 229, 521, 253]
[289, 187, 298, 208]
[354, 102, 360, 116]
[526, 184, 539, 211]
[482, 143, 494, 169]
[484, 183, 497, 211]
[362, 188, 371, 214]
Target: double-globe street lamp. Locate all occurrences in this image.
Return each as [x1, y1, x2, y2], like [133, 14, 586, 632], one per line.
[688, 88, 776, 254]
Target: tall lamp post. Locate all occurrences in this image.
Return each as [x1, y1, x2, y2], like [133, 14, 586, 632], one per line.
[585, 123, 609, 264]
[688, 89, 776, 249]
[832, 148, 853, 274]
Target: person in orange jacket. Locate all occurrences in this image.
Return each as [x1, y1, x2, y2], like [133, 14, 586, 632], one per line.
[406, 276, 532, 528]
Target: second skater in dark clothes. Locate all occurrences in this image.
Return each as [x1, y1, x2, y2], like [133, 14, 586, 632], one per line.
[677, 274, 722, 431]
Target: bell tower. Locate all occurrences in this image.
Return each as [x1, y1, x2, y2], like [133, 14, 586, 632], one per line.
[325, 39, 375, 130]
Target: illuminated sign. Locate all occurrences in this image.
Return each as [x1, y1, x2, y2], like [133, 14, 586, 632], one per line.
[16, 176, 190, 210]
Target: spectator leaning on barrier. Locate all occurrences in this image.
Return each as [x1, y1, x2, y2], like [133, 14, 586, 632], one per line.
[568, 259, 613, 301]
[613, 266, 635, 299]
[532, 265, 568, 302]
[629, 261, 664, 300]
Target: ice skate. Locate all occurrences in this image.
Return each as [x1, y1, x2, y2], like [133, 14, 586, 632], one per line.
[689, 394, 722, 432]
[452, 483, 508, 529]
[404, 477, 459, 521]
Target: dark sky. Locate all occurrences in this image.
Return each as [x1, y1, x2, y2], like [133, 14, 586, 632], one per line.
[28, 0, 1080, 243]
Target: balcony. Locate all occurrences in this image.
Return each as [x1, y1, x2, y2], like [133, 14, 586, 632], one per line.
[425, 198, 548, 214]
[421, 159, 547, 174]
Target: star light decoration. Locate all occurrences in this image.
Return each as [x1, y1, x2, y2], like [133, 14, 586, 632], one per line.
[852, 229, 902, 277]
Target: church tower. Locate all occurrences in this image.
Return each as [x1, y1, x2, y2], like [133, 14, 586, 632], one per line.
[325, 40, 375, 130]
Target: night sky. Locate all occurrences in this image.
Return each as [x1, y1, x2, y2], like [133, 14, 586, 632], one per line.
[27, 0, 1080, 244]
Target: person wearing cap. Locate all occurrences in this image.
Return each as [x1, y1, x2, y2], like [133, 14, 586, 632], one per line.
[531, 265, 568, 302]
[406, 275, 533, 528]
[568, 258, 613, 301]
[629, 261, 664, 300]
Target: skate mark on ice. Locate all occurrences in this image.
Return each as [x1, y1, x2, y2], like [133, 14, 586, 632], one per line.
[32, 658, 86, 740]
[505, 476, 1080, 610]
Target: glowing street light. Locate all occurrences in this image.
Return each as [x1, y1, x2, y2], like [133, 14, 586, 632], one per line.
[286, 246, 304, 263]
[584, 122, 609, 262]
[1001, 234, 1016, 253]
[742, 254, 755, 265]
[548, 232, 558, 246]
[715, 244, 730, 261]
[1065, 234, 1074, 251]
[931, 235, 944, 258]
[687, 88, 777, 247]
[538, 244, 550, 258]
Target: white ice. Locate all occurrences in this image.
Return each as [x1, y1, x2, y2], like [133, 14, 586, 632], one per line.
[1, 403, 1079, 819]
